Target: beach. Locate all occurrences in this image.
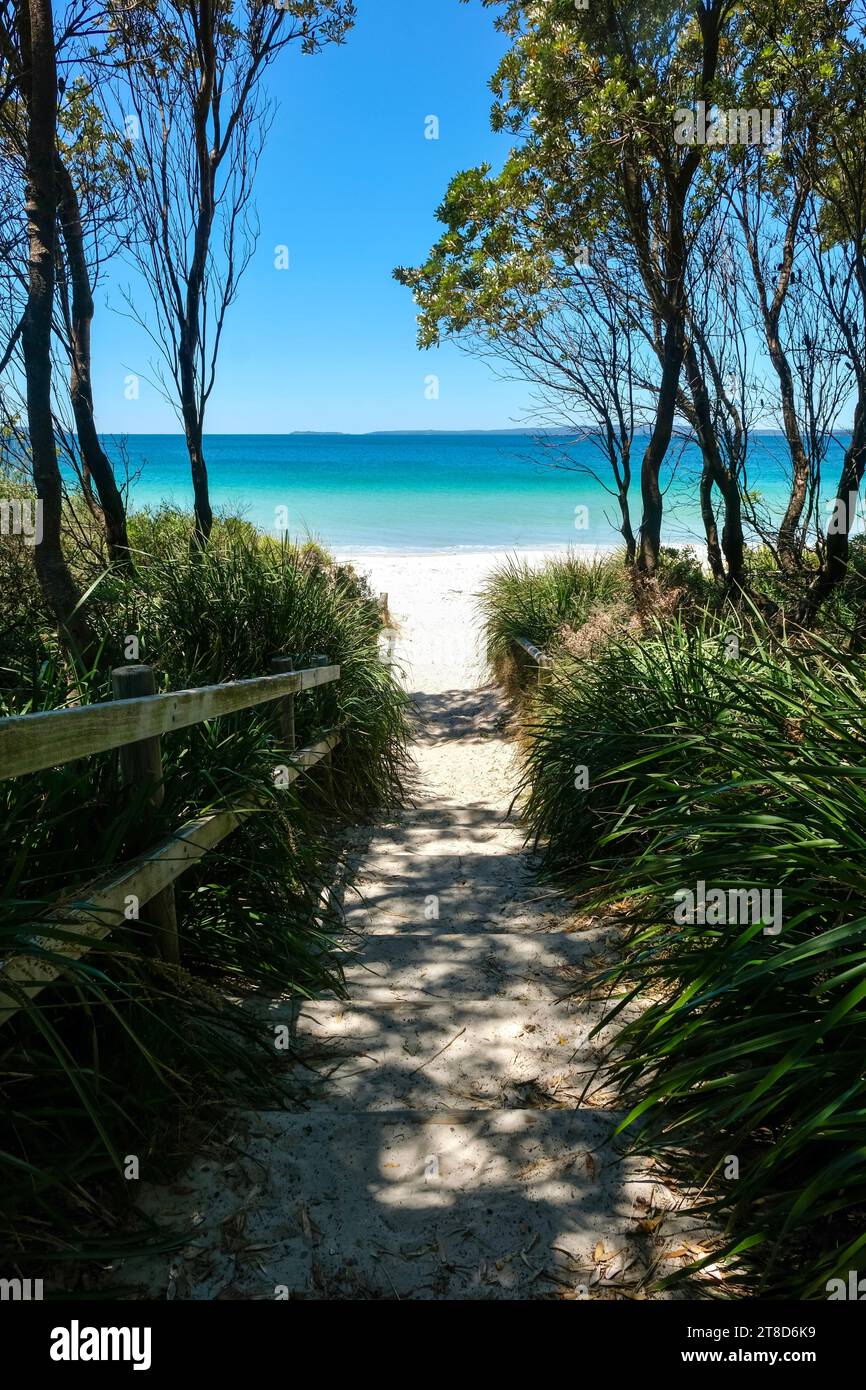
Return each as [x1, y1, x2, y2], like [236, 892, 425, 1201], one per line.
[338, 548, 570, 693]
[106, 431, 817, 556]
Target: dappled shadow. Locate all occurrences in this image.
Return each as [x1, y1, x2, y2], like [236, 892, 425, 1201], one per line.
[412, 684, 511, 745]
[111, 664, 702, 1301]
[337, 861, 576, 935]
[250, 1097, 672, 1299]
[291, 987, 614, 1110]
[116, 955, 697, 1301]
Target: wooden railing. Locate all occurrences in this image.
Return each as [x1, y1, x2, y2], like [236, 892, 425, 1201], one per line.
[513, 634, 552, 683]
[0, 655, 341, 1026]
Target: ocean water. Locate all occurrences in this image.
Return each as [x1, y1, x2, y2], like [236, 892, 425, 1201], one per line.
[103, 432, 845, 554]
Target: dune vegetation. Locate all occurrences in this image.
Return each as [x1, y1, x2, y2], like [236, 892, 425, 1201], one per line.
[480, 550, 866, 1297]
[0, 500, 409, 1276]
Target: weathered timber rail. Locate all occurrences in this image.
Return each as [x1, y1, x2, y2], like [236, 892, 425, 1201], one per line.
[0, 656, 341, 1025]
[513, 634, 552, 684]
[0, 662, 340, 781]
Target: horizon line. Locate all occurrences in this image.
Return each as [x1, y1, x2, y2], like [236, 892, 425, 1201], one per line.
[94, 426, 842, 438]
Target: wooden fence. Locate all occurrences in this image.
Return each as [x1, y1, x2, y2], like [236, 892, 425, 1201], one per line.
[0, 655, 341, 1026]
[514, 634, 552, 683]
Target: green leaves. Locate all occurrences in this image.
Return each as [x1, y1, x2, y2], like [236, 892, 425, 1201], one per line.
[0, 510, 409, 1271]
[496, 560, 866, 1296]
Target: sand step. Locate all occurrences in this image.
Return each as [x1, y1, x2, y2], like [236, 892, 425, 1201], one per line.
[337, 930, 605, 998]
[293, 993, 612, 1110]
[227, 1106, 675, 1299]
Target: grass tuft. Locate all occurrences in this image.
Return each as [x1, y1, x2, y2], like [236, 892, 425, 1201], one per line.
[0, 508, 410, 1279]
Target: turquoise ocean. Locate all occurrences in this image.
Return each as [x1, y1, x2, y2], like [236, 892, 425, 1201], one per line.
[104, 432, 847, 554]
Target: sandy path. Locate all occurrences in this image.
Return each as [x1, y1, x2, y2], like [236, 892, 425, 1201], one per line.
[122, 553, 674, 1300]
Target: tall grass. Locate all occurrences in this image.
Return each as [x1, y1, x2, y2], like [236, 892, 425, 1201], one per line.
[0, 509, 410, 1279]
[478, 550, 630, 686]
[521, 619, 866, 1296]
[484, 549, 866, 1297]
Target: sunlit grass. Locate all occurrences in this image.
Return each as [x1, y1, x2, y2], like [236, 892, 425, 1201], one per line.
[485, 551, 866, 1297]
[0, 508, 410, 1275]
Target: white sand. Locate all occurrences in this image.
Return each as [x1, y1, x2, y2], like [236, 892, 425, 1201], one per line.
[119, 547, 681, 1301]
[116, 543, 685, 1301]
[337, 547, 595, 693]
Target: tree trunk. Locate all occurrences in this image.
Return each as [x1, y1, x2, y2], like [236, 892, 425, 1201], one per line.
[699, 464, 726, 585]
[683, 342, 746, 589]
[179, 196, 215, 545]
[738, 180, 810, 571]
[617, 3, 724, 579]
[55, 154, 131, 568]
[800, 396, 866, 624]
[618, 491, 636, 564]
[179, 62, 218, 548]
[19, 0, 94, 663]
[772, 339, 810, 569]
[637, 325, 683, 574]
[180, 381, 213, 544]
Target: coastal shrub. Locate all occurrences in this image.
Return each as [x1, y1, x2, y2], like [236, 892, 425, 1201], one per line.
[0, 509, 410, 1277]
[518, 617, 866, 1297]
[478, 550, 629, 688]
[479, 547, 722, 699]
[656, 544, 716, 607]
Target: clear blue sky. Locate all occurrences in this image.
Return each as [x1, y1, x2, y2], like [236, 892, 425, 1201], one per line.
[91, 0, 536, 435]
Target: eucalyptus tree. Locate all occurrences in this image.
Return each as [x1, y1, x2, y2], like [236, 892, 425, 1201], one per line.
[718, 5, 852, 583]
[53, 75, 131, 564]
[735, 184, 852, 577]
[742, 0, 866, 619]
[0, 2, 22, 374]
[798, 8, 866, 621]
[678, 210, 757, 584]
[726, 148, 814, 569]
[1, 2, 131, 592]
[400, 0, 737, 578]
[398, 177, 652, 563]
[8, 0, 94, 658]
[108, 0, 355, 544]
[519, 253, 651, 564]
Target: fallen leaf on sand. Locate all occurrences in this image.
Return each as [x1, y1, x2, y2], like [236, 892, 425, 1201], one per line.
[636, 1216, 662, 1233]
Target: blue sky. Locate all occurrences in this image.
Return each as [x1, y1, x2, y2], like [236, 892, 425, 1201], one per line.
[91, 0, 536, 435]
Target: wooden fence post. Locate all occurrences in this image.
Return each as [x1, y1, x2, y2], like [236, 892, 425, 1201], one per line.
[111, 665, 180, 965]
[270, 655, 296, 751]
[313, 655, 334, 801]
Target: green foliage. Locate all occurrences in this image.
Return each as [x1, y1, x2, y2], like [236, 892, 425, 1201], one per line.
[0, 509, 409, 1277]
[396, 1, 739, 351]
[514, 605, 866, 1296]
[478, 549, 630, 684]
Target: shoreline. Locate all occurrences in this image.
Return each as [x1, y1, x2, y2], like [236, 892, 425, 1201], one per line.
[336, 542, 708, 693]
[336, 547, 610, 693]
[333, 541, 623, 562]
